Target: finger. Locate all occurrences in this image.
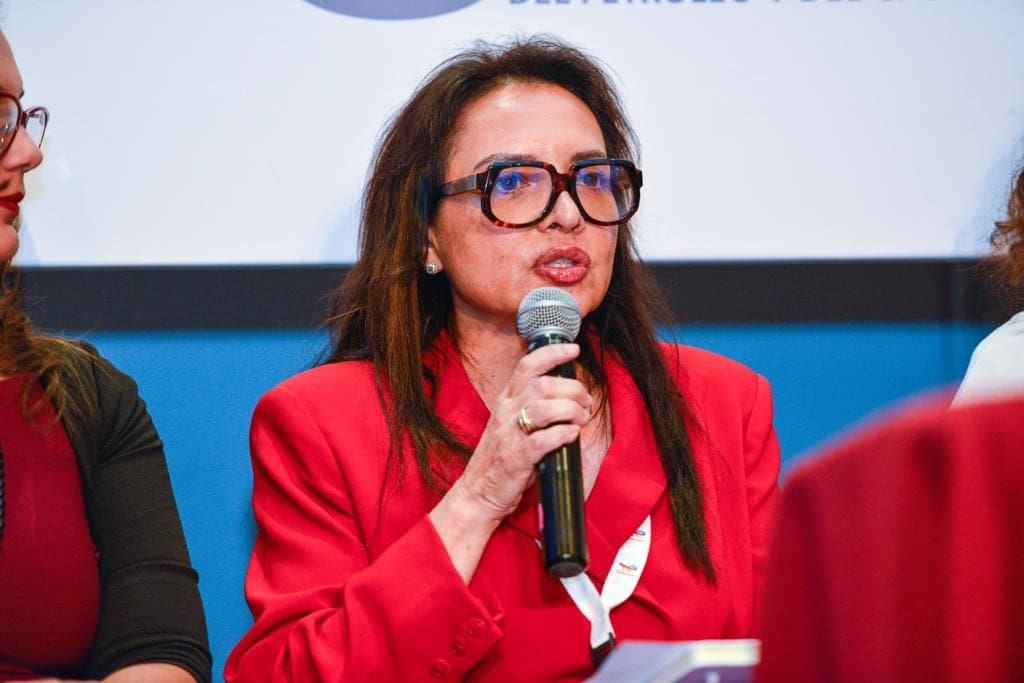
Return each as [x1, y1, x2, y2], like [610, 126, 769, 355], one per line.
[506, 343, 580, 394]
[523, 397, 591, 430]
[530, 375, 593, 410]
[524, 424, 582, 461]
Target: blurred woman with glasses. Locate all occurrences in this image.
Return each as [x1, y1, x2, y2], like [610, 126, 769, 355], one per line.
[227, 36, 780, 682]
[0, 30, 211, 683]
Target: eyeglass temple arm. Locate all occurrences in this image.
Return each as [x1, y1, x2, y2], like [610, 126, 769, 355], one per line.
[439, 171, 487, 196]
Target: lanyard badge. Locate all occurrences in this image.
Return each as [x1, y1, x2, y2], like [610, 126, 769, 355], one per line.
[556, 516, 652, 665]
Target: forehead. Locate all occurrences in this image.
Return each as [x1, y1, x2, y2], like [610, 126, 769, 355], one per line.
[0, 33, 23, 95]
[446, 82, 606, 171]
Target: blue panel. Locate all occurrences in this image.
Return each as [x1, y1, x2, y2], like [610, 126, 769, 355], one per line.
[77, 322, 995, 676]
[661, 323, 994, 467]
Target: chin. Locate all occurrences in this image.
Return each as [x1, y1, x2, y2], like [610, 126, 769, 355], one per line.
[0, 223, 20, 263]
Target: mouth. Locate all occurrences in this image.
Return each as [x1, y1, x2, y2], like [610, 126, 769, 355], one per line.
[0, 192, 24, 218]
[534, 246, 591, 285]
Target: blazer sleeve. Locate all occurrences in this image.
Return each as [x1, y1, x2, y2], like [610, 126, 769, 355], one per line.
[742, 371, 781, 629]
[224, 384, 503, 683]
[68, 346, 212, 682]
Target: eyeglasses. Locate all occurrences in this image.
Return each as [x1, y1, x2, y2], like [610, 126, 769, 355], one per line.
[0, 92, 48, 160]
[438, 158, 643, 228]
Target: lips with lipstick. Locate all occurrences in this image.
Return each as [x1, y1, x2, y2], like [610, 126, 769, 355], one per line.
[534, 246, 591, 285]
[0, 191, 24, 219]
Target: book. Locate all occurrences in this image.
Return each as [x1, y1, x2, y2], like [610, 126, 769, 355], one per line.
[586, 639, 760, 683]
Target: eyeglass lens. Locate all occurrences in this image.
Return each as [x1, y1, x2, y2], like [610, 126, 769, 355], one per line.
[0, 99, 46, 150]
[24, 110, 46, 146]
[489, 163, 636, 226]
[0, 98, 18, 150]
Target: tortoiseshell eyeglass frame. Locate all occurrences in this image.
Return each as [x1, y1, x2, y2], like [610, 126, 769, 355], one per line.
[438, 158, 643, 228]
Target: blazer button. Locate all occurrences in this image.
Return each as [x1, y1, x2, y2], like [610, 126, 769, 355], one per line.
[464, 617, 486, 639]
[449, 637, 467, 657]
[429, 659, 451, 679]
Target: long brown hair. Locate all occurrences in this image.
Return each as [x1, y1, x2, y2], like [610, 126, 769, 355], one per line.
[1, 262, 96, 424]
[324, 36, 714, 580]
[990, 164, 1024, 297]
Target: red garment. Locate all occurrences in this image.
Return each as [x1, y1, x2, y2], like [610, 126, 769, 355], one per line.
[225, 337, 780, 682]
[0, 376, 100, 680]
[757, 394, 1024, 683]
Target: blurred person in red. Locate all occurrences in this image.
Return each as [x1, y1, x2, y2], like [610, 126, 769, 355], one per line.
[757, 393, 1024, 682]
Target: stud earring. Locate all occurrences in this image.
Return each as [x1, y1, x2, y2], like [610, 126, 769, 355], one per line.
[424, 262, 440, 275]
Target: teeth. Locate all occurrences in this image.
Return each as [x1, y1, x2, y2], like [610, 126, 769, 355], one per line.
[547, 258, 576, 268]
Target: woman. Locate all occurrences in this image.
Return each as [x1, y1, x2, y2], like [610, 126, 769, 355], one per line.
[0, 31, 211, 683]
[953, 164, 1024, 407]
[226, 37, 779, 682]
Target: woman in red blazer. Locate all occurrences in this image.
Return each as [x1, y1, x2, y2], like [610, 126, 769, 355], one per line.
[225, 36, 779, 682]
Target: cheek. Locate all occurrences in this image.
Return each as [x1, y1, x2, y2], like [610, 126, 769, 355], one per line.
[592, 228, 620, 292]
[431, 204, 518, 288]
[431, 201, 477, 260]
[594, 227, 619, 271]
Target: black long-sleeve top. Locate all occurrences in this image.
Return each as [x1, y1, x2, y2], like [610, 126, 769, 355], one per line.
[60, 342, 212, 682]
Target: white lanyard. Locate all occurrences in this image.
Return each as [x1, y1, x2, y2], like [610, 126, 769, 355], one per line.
[556, 515, 652, 649]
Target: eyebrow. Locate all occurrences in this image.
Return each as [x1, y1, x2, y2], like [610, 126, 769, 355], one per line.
[571, 149, 609, 163]
[472, 152, 537, 172]
[472, 148, 610, 173]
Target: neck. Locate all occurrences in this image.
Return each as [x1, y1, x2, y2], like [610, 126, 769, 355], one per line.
[451, 315, 527, 409]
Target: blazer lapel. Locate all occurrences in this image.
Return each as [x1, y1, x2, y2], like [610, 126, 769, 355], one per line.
[582, 354, 666, 610]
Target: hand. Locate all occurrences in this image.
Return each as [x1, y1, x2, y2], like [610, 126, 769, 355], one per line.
[451, 342, 593, 523]
[430, 342, 593, 582]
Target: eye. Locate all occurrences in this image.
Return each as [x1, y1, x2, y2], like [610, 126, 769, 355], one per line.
[577, 167, 611, 191]
[492, 166, 545, 197]
[494, 169, 526, 194]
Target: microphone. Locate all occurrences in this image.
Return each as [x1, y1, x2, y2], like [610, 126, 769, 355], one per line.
[516, 287, 588, 578]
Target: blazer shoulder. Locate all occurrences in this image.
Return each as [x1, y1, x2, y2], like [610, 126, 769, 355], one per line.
[258, 360, 379, 416]
[658, 342, 762, 391]
[657, 342, 772, 431]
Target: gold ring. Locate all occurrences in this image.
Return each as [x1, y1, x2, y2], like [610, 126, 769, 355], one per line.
[517, 407, 537, 435]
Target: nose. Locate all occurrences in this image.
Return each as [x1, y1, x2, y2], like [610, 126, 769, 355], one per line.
[540, 189, 584, 233]
[2, 125, 43, 173]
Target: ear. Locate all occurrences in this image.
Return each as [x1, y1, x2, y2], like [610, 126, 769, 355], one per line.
[425, 225, 444, 271]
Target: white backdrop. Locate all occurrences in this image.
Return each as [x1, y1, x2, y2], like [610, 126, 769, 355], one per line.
[6, 0, 1024, 265]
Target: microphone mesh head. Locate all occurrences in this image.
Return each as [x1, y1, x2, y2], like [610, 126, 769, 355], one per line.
[516, 287, 582, 342]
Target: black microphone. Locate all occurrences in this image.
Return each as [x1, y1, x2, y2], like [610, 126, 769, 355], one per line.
[516, 287, 588, 578]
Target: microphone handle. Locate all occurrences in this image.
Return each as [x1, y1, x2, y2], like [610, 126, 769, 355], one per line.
[529, 333, 588, 578]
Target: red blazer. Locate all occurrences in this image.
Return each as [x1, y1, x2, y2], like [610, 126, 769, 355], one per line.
[225, 336, 779, 682]
[757, 394, 1024, 683]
